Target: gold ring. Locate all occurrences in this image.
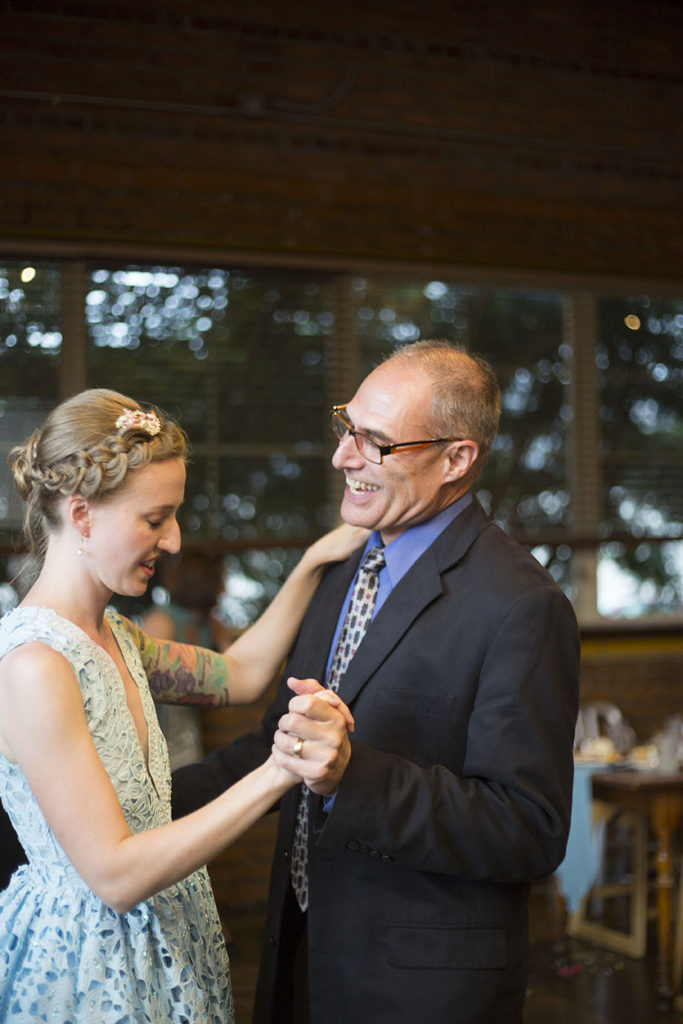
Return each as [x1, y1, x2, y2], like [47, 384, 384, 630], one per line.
[293, 737, 304, 758]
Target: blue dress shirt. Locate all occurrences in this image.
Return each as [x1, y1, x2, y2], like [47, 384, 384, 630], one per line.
[325, 490, 473, 677]
[321, 492, 473, 811]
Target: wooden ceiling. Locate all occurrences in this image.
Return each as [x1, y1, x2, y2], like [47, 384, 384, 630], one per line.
[0, 0, 681, 283]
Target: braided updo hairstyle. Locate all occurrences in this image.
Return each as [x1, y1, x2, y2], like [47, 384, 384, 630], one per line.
[8, 389, 188, 566]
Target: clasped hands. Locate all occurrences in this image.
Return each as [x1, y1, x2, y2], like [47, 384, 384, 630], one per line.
[272, 677, 353, 795]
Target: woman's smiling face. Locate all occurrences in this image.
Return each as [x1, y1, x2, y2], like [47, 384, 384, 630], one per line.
[84, 457, 186, 597]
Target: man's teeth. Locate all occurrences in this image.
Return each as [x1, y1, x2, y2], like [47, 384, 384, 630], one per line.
[346, 477, 379, 493]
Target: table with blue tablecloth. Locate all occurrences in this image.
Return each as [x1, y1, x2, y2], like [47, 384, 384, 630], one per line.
[555, 761, 606, 914]
[556, 763, 683, 1007]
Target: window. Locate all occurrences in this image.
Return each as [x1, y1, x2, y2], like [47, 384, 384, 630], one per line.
[596, 295, 683, 617]
[85, 265, 336, 542]
[1, 257, 681, 625]
[0, 261, 62, 535]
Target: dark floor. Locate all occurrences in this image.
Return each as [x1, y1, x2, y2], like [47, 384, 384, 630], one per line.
[223, 884, 682, 1023]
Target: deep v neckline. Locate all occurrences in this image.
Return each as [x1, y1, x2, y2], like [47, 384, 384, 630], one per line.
[18, 605, 156, 780]
[99, 617, 151, 769]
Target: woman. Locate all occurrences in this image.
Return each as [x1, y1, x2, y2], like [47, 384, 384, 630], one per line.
[0, 389, 363, 1023]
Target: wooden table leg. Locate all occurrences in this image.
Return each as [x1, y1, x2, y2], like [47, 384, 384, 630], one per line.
[651, 795, 679, 1007]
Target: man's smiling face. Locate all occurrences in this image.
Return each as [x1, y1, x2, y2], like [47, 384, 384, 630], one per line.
[331, 360, 464, 544]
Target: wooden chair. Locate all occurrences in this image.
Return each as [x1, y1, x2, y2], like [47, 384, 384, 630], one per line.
[566, 802, 650, 958]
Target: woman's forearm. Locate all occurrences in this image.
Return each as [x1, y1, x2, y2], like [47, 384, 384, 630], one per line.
[100, 759, 293, 912]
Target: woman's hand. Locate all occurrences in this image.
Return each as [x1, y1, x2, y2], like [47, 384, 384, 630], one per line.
[302, 523, 370, 570]
[271, 677, 354, 794]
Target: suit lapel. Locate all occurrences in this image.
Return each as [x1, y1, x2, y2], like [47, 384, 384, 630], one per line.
[338, 499, 491, 706]
[302, 547, 365, 681]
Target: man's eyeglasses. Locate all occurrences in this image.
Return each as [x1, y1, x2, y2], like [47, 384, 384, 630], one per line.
[330, 405, 462, 465]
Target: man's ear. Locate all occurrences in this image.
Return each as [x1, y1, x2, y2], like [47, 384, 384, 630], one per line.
[65, 494, 92, 537]
[443, 440, 479, 483]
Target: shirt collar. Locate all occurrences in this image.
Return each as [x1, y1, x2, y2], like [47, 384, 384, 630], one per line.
[366, 490, 473, 588]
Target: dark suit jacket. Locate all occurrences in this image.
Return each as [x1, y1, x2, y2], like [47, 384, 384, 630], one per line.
[173, 498, 580, 1024]
[0, 799, 26, 891]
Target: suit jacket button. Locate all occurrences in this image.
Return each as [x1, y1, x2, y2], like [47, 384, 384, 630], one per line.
[346, 840, 359, 851]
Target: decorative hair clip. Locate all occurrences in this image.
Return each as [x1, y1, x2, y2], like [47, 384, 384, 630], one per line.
[115, 409, 162, 437]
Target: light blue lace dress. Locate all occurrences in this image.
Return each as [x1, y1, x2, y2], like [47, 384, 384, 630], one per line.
[0, 606, 234, 1023]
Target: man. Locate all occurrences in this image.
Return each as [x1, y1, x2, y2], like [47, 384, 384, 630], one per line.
[173, 340, 580, 1024]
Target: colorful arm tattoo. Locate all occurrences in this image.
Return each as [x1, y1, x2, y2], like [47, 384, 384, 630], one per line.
[123, 616, 231, 706]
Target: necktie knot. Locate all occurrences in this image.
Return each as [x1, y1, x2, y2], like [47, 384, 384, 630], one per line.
[359, 545, 385, 575]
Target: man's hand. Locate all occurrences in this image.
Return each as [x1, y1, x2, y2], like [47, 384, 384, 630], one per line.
[272, 676, 353, 795]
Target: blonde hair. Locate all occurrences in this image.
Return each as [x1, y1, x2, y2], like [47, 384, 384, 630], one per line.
[9, 389, 188, 564]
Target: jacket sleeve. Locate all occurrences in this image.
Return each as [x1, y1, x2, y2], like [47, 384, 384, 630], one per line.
[171, 695, 285, 819]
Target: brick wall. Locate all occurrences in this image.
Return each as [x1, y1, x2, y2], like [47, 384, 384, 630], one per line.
[0, 1, 681, 280]
[580, 633, 683, 744]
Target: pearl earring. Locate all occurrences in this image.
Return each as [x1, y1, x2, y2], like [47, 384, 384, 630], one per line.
[78, 535, 86, 557]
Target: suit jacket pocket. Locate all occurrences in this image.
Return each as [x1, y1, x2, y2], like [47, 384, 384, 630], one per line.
[387, 924, 508, 970]
[368, 689, 459, 763]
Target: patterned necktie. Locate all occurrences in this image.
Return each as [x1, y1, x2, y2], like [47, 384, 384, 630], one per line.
[290, 545, 386, 911]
